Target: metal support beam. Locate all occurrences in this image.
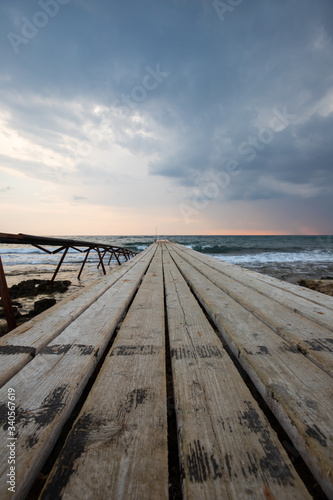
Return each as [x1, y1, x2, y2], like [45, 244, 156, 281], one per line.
[50, 247, 69, 283]
[114, 252, 121, 265]
[0, 256, 17, 332]
[108, 251, 114, 265]
[32, 243, 52, 254]
[96, 247, 106, 275]
[78, 249, 90, 280]
[97, 249, 108, 269]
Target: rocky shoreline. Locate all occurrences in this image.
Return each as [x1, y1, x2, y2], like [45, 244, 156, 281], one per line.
[298, 278, 333, 296]
[0, 279, 72, 335]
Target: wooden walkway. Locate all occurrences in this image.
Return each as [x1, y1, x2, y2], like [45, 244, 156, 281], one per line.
[0, 241, 332, 499]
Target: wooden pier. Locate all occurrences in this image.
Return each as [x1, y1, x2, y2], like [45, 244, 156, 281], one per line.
[0, 241, 332, 499]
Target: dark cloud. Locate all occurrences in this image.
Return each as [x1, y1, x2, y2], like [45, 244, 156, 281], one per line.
[0, 0, 332, 231]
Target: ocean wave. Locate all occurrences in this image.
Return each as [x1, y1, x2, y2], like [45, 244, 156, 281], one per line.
[2, 235, 333, 270]
[213, 250, 333, 265]
[192, 244, 314, 255]
[1, 248, 45, 255]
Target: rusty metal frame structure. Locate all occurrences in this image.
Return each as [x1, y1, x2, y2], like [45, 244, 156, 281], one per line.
[0, 256, 17, 331]
[0, 233, 136, 282]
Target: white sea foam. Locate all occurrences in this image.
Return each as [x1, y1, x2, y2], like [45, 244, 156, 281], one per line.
[212, 250, 333, 265]
[1, 248, 44, 254]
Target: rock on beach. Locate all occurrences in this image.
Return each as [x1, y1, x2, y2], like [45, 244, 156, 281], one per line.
[298, 278, 333, 296]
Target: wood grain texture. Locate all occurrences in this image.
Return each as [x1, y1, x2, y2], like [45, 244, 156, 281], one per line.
[0, 246, 154, 389]
[172, 244, 333, 377]
[41, 246, 168, 500]
[168, 244, 333, 498]
[0, 246, 155, 500]
[163, 245, 310, 499]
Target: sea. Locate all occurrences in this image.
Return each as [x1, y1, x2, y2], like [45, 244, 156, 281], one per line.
[1, 234, 333, 282]
[0, 235, 333, 327]
[1, 235, 333, 321]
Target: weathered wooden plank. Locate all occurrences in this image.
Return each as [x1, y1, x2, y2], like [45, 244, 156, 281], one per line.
[171, 244, 333, 377]
[174, 243, 333, 329]
[167, 244, 333, 498]
[41, 246, 168, 500]
[0, 245, 154, 389]
[252, 269, 333, 311]
[163, 245, 310, 499]
[174, 243, 333, 311]
[0, 246, 155, 500]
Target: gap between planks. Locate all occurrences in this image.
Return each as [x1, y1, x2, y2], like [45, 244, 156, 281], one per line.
[162, 243, 310, 499]
[171, 243, 333, 378]
[40, 245, 168, 499]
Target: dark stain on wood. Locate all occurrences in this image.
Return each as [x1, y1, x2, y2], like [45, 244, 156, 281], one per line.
[124, 388, 148, 412]
[225, 453, 232, 478]
[40, 413, 94, 499]
[297, 345, 307, 355]
[304, 339, 333, 352]
[171, 345, 222, 360]
[40, 344, 94, 356]
[0, 345, 35, 355]
[110, 345, 155, 356]
[0, 403, 7, 428]
[244, 347, 271, 356]
[26, 434, 38, 448]
[305, 424, 327, 447]
[305, 399, 318, 411]
[34, 385, 68, 429]
[246, 451, 258, 477]
[240, 402, 295, 485]
[1, 386, 67, 436]
[280, 342, 298, 353]
[257, 346, 271, 355]
[40, 345, 71, 355]
[171, 346, 194, 360]
[0, 403, 25, 430]
[76, 345, 95, 355]
[196, 345, 223, 358]
[186, 440, 223, 483]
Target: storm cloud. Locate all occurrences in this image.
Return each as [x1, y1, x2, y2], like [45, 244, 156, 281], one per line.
[0, 0, 332, 234]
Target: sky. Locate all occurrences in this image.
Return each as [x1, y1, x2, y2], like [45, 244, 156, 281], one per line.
[0, 0, 333, 236]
